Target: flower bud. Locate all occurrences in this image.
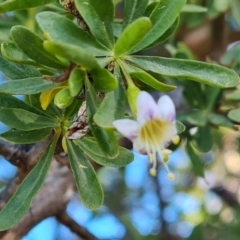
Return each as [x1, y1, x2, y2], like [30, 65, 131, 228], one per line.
[127, 84, 140, 117]
[68, 68, 85, 97]
[54, 87, 73, 109]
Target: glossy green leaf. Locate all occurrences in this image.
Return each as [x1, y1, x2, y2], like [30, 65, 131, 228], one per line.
[225, 90, 240, 102]
[114, 17, 152, 57]
[130, 0, 186, 52]
[186, 142, 205, 178]
[193, 125, 213, 152]
[0, 108, 59, 131]
[182, 4, 207, 12]
[44, 41, 100, 70]
[123, 0, 148, 28]
[1, 42, 36, 65]
[94, 65, 126, 128]
[0, 0, 55, 13]
[75, 138, 134, 167]
[176, 121, 186, 134]
[186, 111, 208, 127]
[0, 132, 59, 231]
[69, 68, 85, 97]
[228, 108, 240, 123]
[0, 53, 40, 80]
[129, 56, 240, 88]
[0, 77, 57, 95]
[130, 71, 176, 92]
[90, 68, 118, 92]
[67, 140, 103, 210]
[0, 128, 52, 144]
[75, 0, 114, 48]
[11, 26, 65, 69]
[85, 78, 119, 158]
[36, 12, 110, 56]
[0, 93, 55, 119]
[208, 113, 234, 128]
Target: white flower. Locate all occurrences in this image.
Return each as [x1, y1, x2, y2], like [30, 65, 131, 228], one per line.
[113, 91, 179, 179]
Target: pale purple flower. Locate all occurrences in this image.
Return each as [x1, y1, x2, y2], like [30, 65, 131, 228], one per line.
[113, 91, 179, 179]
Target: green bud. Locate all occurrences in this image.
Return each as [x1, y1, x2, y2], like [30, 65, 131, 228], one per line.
[54, 87, 73, 109]
[69, 68, 85, 97]
[127, 84, 140, 117]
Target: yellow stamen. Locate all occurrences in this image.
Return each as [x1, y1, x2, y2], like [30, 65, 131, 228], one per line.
[167, 173, 175, 180]
[149, 168, 157, 177]
[172, 135, 180, 145]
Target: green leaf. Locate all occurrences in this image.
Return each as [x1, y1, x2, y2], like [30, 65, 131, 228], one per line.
[114, 17, 152, 57]
[130, 70, 176, 92]
[186, 111, 208, 127]
[0, 53, 41, 80]
[123, 0, 148, 29]
[1, 42, 36, 65]
[85, 78, 119, 158]
[75, 0, 114, 48]
[67, 140, 103, 210]
[90, 68, 118, 92]
[176, 121, 186, 134]
[186, 142, 205, 178]
[0, 0, 55, 13]
[11, 26, 65, 69]
[193, 125, 213, 152]
[0, 132, 59, 231]
[228, 108, 240, 123]
[205, 86, 221, 111]
[36, 12, 110, 57]
[0, 128, 52, 144]
[181, 4, 207, 12]
[44, 41, 100, 70]
[129, 56, 240, 88]
[94, 65, 126, 128]
[130, 0, 186, 52]
[0, 77, 57, 94]
[225, 90, 240, 102]
[0, 108, 59, 131]
[231, 0, 240, 28]
[75, 137, 134, 167]
[208, 113, 234, 128]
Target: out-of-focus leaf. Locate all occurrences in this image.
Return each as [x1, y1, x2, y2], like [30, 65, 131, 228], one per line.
[94, 65, 126, 128]
[0, 108, 59, 131]
[225, 90, 240, 102]
[114, 17, 151, 57]
[75, 138, 134, 167]
[228, 108, 240, 123]
[186, 142, 205, 177]
[67, 140, 103, 210]
[231, 0, 240, 28]
[129, 56, 240, 88]
[11, 26, 65, 69]
[0, 128, 52, 144]
[0, 132, 59, 231]
[123, 0, 148, 28]
[186, 111, 208, 127]
[36, 12, 110, 56]
[0, 77, 57, 94]
[208, 113, 234, 128]
[182, 4, 207, 12]
[176, 121, 186, 134]
[75, 0, 114, 48]
[0, 0, 55, 13]
[205, 85, 221, 111]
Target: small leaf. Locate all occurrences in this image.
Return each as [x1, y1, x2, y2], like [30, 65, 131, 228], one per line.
[186, 111, 208, 127]
[114, 17, 152, 57]
[36, 12, 110, 57]
[94, 65, 126, 128]
[75, 0, 114, 48]
[181, 4, 207, 12]
[1, 42, 36, 65]
[67, 140, 103, 210]
[176, 121, 186, 134]
[85, 78, 119, 158]
[225, 90, 240, 102]
[123, 0, 149, 28]
[0, 128, 52, 144]
[186, 142, 205, 178]
[0, 0, 55, 13]
[0, 132, 59, 231]
[228, 108, 240, 123]
[0, 108, 59, 131]
[208, 113, 234, 128]
[90, 68, 118, 92]
[68, 68, 85, 97]
[129, 56, 240, 88]
[75, 138, 134, 167]
[54, 87, 73, 109]
[44, 41, 100, 70]
[0, 77, 57, 95]
[11, 26, 65, 69]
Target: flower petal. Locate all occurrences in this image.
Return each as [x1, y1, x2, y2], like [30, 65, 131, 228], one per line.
[137, 91, 158, 125]
[113, 119, 140, 141]
[133, 138, 147, 155]
[156, 95, 176, 122]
